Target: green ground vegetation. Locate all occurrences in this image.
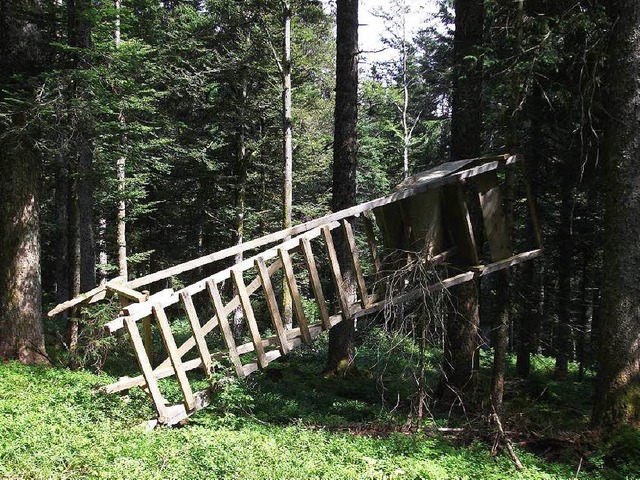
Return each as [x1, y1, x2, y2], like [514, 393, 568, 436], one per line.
[1, 327, 638, 480]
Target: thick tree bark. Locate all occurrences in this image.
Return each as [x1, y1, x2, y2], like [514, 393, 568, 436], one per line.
[0, 146, 48, 364]
[0, 0, 48, 364]
[440, 0, 484, 407]
[592, 0, 640, 427]
[326, 0, 358, 375]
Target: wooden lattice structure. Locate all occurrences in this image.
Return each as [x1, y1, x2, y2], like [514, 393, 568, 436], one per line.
[49, 154, 542, 427]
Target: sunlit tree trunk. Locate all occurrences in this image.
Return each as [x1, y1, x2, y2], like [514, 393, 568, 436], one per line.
[0, 0, 48, 364]
[282, 0, 293, 329]
[326, 0, 358, 375]
[115, 0, 127, 280]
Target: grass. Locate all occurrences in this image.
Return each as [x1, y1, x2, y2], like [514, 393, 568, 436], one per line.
[1, 327, 638, 480]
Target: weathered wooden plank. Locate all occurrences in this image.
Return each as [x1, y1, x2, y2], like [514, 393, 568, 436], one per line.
[206, 279, 244, 378]
[108, 283, 147, 302]
[124, 317, 168, 423]
[231, 269, 268, 368]
[141, 316, 153, 365]
[47, 276, 125, 318]
[442, 183, 479, 267]
[400, 188, 444, 256]
[161, 388, 215, 427]
[255, 257, 291, 354]
[153, 304, 196, 411]
[321, 225, 353, 319]
[341, 219, 370, 308]
[124, 156, 515, 290]
[121, 288, 175, 317]
[179, 291, 213, 377]
[299, 237, 331, 330]
[475, 171, 511, 261]
[361, 214, 382, 280]
[475, 249, 542, 277]
[278, 248, 311, 343]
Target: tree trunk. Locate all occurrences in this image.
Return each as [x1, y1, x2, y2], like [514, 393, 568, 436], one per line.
[490, 0, 522, 411]
[65, 0, 95, 353]
[115, 0, 127, 280]
[326, 0, 358, 376]
[0, 138, 48, 364]
[554, 170, 573, 378]
[282, 0, 293, 330]
[233, 76, 248, 336]
[516, 85, 543, 378]
[592, 0, 640, 427]
[0, 0, 48, 364]
[440, 0, 484, 408]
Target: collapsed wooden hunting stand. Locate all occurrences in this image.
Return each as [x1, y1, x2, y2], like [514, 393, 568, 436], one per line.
[49, 154, 541, 427]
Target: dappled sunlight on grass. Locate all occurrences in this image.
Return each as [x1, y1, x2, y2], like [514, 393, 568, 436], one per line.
[0, 329, 637, 479]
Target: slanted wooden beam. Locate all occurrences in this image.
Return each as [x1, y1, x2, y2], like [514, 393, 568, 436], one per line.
[278, 248, 311, 343]
[299, 237, 331, 330]
[153, 304, 196, 411]
[206, 279, 244, 378]
[341, 219, 370, 308]
[232, 269, 268, 368]
[180, 291, 213, 377]
[125, 317, 168, 423]
[255, 257, 291, 354]
[321, 226, 353, 320]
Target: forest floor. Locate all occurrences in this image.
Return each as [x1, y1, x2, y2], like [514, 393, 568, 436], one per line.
[0, 326, 638, 480]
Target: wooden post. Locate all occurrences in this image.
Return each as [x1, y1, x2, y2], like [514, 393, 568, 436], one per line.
[255, 257, 291, 354]
[299, 237, 331, 330]
[321, 225, 352, 320]
[179, 291, 213, 377]
[341, 219, 370, 307]
[206, 279, 245, 378]
[125, 317, 168, 423]
[231, 269, 268, 368]
[153, 304, 196, 411]
[278, 248, 311, 342]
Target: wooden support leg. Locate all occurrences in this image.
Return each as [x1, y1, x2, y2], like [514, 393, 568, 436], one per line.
[321, 225, 353, 321]
[180, 291, 213, 377]
[206, 279, 245, 378]
[231, 269, 268, 368]
[125, 317, 168, 423]
[278, 248, 312, 342]
[255, 257, 291, 354]
[341, 219, 370, 308]
[153, 304, 196, 411]
[300, 237, 331, 330]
